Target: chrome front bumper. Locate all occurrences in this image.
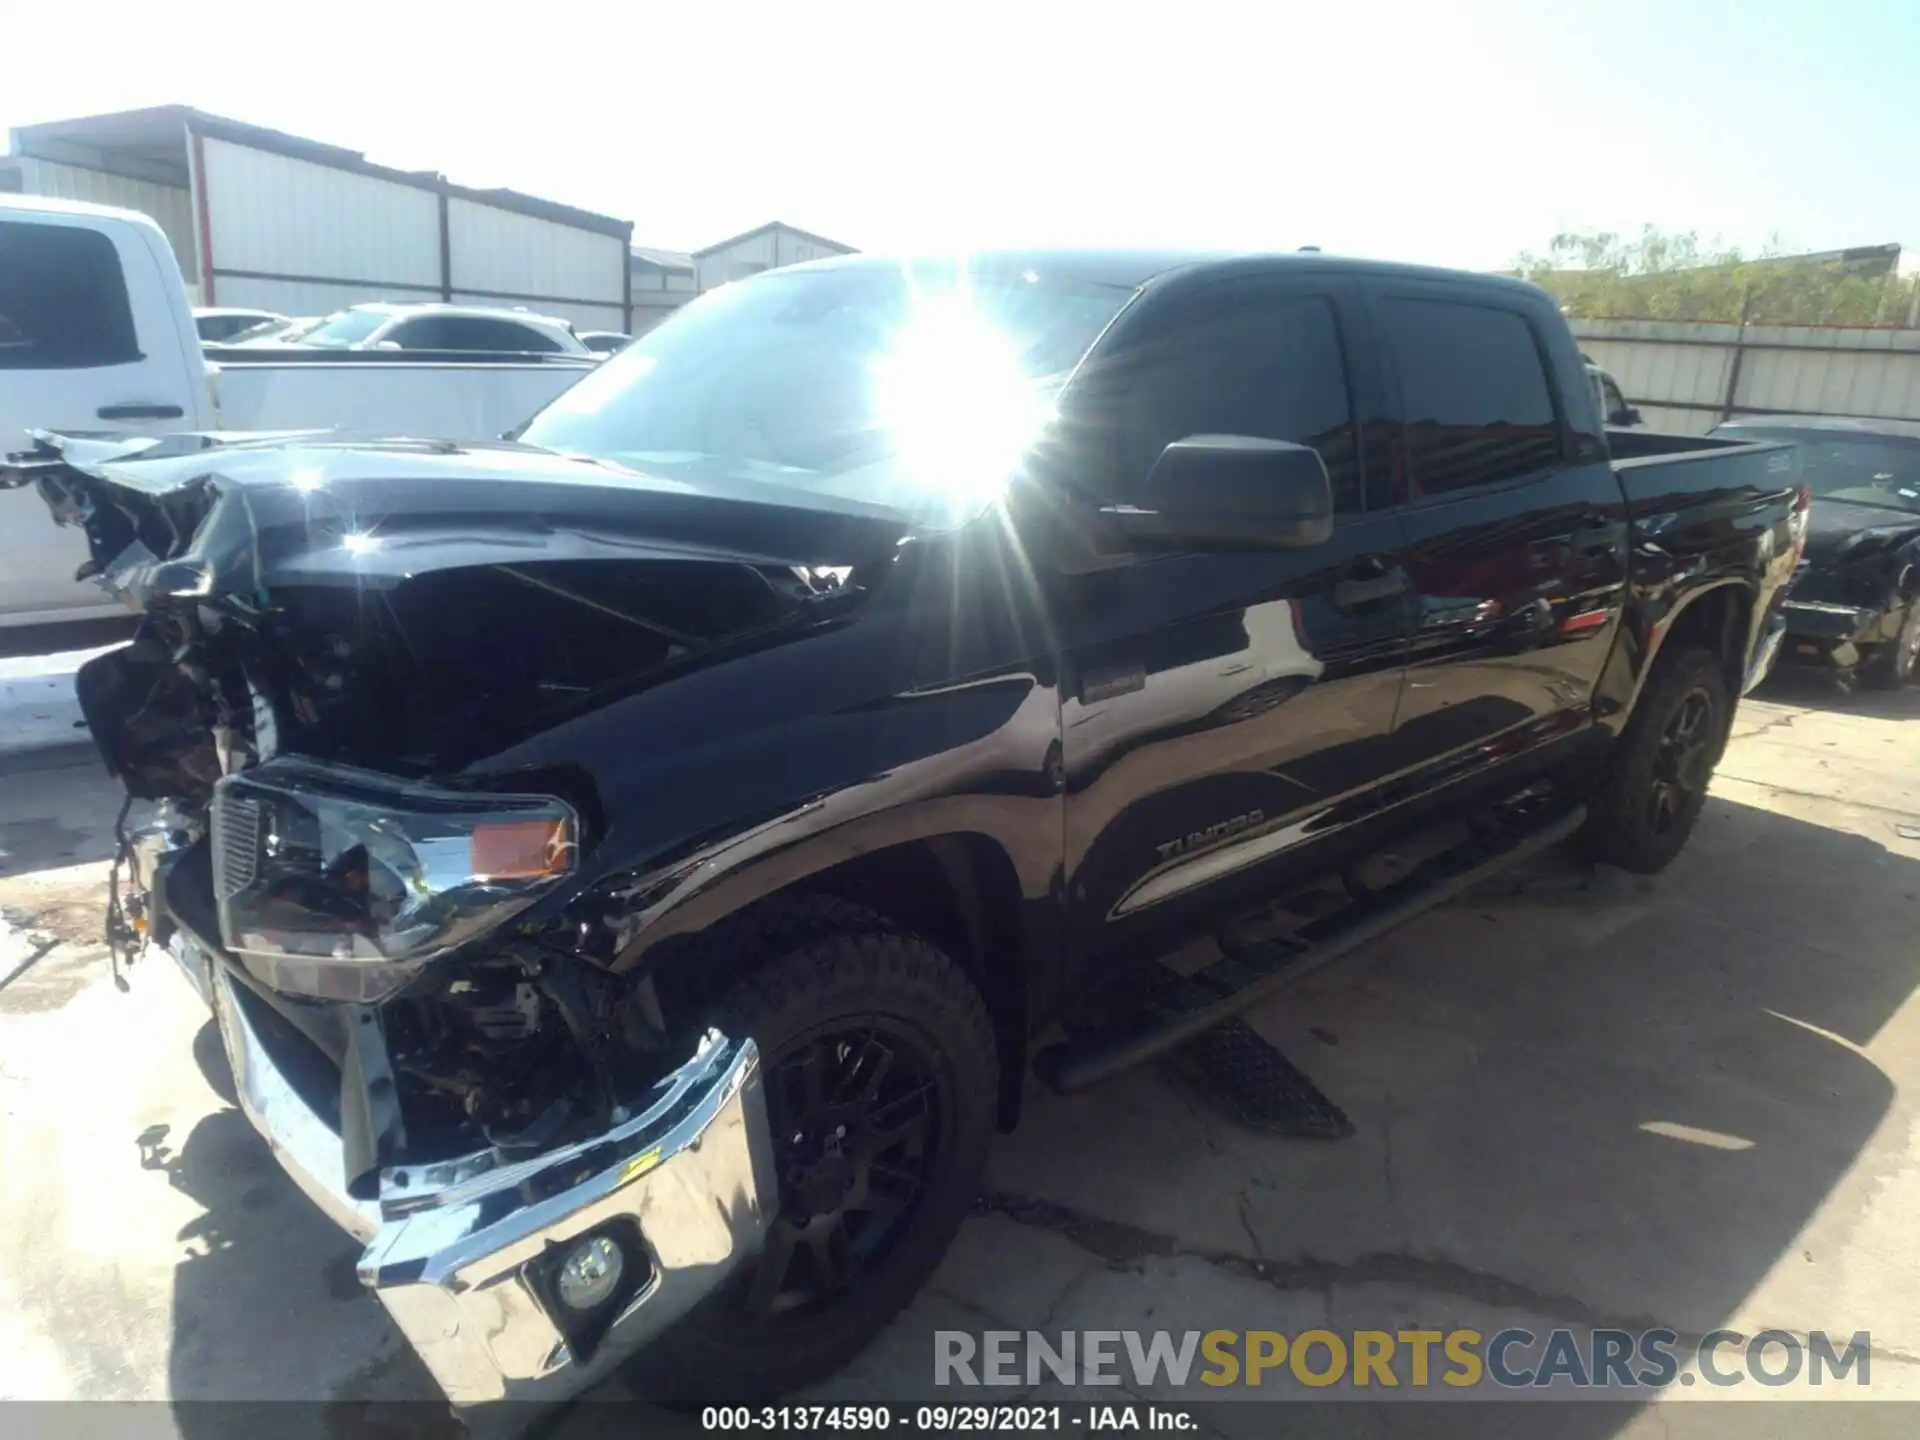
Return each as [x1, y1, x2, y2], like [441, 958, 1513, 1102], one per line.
[183, 935, 776, 1410]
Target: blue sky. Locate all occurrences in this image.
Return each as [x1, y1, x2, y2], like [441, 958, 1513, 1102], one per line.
[5, 0, 1915, 268]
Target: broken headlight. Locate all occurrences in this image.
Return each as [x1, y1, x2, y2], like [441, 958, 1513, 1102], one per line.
[211, 757, 578, 1001]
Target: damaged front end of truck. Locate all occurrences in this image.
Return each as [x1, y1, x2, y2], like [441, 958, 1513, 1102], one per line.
[0, 429, 912, 1411]
[1781, 504, 1920, 686]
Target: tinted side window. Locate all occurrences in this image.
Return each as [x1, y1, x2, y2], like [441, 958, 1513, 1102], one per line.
[381, 317, 448, 348]
[1380, 299, 1560, 496]
[1106, 291, 1360, 512]
[0, 222, 140, 370]
[496, 321, 562, 353]
[440, 317, 561, 352]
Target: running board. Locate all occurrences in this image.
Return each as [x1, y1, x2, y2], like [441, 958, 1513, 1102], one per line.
[1034, 803, 1588, 1094]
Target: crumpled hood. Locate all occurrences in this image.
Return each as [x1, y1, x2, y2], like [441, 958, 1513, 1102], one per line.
[1800, 498, 1920, 567]
[2, 430, 913, 608]
[3, 431, 914, 778]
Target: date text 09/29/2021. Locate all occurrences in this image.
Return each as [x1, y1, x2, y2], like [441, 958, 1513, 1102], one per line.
[701, 1406, 1195, 1432]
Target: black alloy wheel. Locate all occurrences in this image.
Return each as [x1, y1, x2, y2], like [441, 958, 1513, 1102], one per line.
[627, 897, 996, 1404]
[749, 1020, 946, 1316]
[1582, 646, 1729, 873]
[1647, 685, 1718, 835]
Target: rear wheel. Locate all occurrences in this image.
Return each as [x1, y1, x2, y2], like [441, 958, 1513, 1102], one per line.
[630, 899, 996, 1403]
[1583, 647, 1729, 874]
[1863, 602, 1920, 690]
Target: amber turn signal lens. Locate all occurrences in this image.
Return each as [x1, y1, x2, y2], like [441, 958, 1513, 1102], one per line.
[470, 817, 575, 881]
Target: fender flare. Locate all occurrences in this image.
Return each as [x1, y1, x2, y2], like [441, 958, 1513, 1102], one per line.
[1624, 575, 1755, 718]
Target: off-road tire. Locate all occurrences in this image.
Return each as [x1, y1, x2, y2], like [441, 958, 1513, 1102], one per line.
[1583, 647, 1729, 874]
[1862, 601, 1920, 690]
[628, 897, 997, 1404]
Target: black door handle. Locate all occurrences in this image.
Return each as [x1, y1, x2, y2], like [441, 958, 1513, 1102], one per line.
[97, 403, 185, 421]
[1333, 564, 1411, 613]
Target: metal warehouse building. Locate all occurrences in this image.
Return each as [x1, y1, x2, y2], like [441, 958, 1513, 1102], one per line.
[0, 106, 634, 333]
[693, 221, 855, 291]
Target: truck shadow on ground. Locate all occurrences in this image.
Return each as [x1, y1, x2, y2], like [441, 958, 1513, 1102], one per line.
[150, 1042, 455, 1440]
[969, 793, 1920, 1437]
[154, 794, 1920, 1439]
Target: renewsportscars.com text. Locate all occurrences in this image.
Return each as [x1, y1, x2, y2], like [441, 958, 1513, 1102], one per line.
[934, 1328, 1873, 1390]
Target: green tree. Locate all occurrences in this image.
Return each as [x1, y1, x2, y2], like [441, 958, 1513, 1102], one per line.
[1513, 228, 1919, 327]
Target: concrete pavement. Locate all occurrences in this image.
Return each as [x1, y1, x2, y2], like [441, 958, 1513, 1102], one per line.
[0, 646, 112, 759]
[3, 681, 1919, 1436]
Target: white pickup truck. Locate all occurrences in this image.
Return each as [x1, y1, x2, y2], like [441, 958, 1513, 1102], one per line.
[0, 193, 599, 628]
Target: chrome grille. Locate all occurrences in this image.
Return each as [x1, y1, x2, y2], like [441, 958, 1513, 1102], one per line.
[213, 794, 263, 898]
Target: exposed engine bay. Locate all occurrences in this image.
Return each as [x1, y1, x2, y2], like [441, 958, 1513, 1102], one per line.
[4, 430, 904, 1192]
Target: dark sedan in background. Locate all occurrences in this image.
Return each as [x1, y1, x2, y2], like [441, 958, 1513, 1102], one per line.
[1714, 415, 1920, 689]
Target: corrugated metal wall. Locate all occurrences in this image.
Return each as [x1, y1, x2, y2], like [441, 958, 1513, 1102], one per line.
[197, 137, 628, 329]
[15, 158, 196, 278]
[201, 137, 441, 306]
[1575, 318, 1920, 435]
[694, 228, 852, 291]
[216, 277, 446, 318]
[778, 236, 848, 267]
[446, 199, 627, 331]
[695, 232, 779, 290]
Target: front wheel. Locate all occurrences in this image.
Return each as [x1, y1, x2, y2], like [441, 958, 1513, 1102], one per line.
[1863, 601, 1920, 690]
[630, 899, 997, 1403]
[1583, 647, 1730, 874]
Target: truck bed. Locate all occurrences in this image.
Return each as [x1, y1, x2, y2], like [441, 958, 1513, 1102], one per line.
[1609, 428, 1797, 505]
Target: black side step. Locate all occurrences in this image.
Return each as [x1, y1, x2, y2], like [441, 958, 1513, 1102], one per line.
[1035, 803, 1587, 1094]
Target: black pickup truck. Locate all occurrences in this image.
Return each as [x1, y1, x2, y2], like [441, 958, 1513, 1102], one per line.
[4, 250, 1805, 1419]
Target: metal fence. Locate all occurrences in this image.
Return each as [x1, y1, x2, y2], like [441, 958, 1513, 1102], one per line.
[1573, 317, 1920, 436]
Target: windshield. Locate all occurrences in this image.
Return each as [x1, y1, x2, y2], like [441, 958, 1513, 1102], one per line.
[519, 263, 1135, 521]
[1720, 427, 1920, 515]
[299, 309, 392, 349]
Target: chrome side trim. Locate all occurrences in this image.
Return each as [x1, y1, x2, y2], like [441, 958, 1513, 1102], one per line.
[1112, 807, 1329, 917]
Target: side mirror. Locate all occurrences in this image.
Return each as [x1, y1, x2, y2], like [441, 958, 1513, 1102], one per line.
[1611, 405, 1642, 427]
[1101, 435, 1334, 551]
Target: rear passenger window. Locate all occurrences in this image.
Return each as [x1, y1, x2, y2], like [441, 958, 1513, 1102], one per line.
[1107, 291, 1360, 512]
[403, 317, 562, 353]
[0, 222, 141, 370]
[1380, 299, 1560, 496]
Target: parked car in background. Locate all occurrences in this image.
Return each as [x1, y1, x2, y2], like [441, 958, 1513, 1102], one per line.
[227, 314, 323, 346]
[296, 302, 591, 355]
[1714, 414, 1920, 688]
[578, 330, 632, 354]
[3, 248, 1804, 1421]
[0, 194, 598, 629]
[192, 306, 288, 343]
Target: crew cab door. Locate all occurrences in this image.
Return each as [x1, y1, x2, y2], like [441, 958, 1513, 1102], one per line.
[1053, 275, 1412, 966]
[0, 210, 208, 625]
[1364, 284, 1630, 784]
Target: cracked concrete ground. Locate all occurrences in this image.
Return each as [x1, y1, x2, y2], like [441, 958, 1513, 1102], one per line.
[4, 678, 1919, 1438]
